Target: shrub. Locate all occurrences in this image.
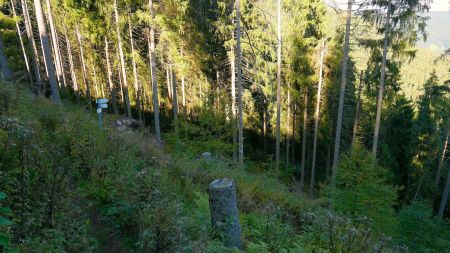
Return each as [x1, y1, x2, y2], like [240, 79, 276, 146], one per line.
[396, 201, 450, 252]
[326, 146, 398, 233]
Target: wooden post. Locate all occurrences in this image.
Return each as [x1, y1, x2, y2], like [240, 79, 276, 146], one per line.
[208, 178, 242, 249]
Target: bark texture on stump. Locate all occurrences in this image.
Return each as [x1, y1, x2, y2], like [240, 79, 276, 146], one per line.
[208, 178, 242, 249]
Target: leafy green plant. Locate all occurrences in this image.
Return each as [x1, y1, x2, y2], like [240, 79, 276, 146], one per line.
[396, 201, 450, 252]
[0, 192, 18, 253]
[325, 145, 398, 233]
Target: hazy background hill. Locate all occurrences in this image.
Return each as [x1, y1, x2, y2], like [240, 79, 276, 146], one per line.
[419, 11, 450, 50]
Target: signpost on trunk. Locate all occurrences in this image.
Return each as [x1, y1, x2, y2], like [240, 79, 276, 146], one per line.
[96, 98, 108, 129]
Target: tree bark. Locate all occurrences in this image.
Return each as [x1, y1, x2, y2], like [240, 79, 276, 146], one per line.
[114, 0, 132, 118]
[21, 0, 42, 91]
[435, 128, 449, 189]
[76, 24, 91, 108]
[332, 0, 352, 183]
[11, 0, 32, 84]
[147, 0, 161, 141]
[300, 87, 308, 192]
[0, 36, 12, 81]
[64, 25, 79, 99]
[33, 0, 60, 102]
[236, 0, 244, 166]
[231, 33, 237, 162]
[45, 0, 64, 88]
[105, 36, 118, 114]
[352, 70, 364, 147]
[310, 41, 326, 194]
[438, 159, 450, 218]
[286, 82, 290, 170]
[171, 64, 178, 134]
[275, 0, 282, 171]
[208, 178, 243, 249]
[372, 0, 391, 160]
[129, 17, 142, 123]
[166, 66, 172, 100]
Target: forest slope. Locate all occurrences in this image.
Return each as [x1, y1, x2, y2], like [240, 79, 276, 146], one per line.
[1, 81, 450, 252]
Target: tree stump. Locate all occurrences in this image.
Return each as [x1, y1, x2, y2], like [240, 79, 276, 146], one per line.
[208, 178, 242, 249]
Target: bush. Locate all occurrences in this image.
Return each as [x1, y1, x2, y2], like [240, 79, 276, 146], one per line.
[326, 146, 398, 233]
[396, 201, 450, 252]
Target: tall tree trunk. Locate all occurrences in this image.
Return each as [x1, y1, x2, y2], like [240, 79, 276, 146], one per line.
[275, 0, 282, 171]
[171, 64, 178, 134]
[331, 0, 352, 183]
[438, 159, 450, 218]
[310, 41, 326, 194]
[45, 0, 64, 88]
[352, 70, 364, 147]
[372, 0, 391, 160]
[105, 36, 118, 114]
[231, 33, 237, 162]
[166, 66, 172, 99]
[435, 128, 449, 189]
[114, 0, 132, 118]
[33, 0, 60, 102]
[0, 36, 12, 81]
[76, 24, 91, 108]
[147, 0, 161, 141]
[21, 0, 42, 91]
[236, 0, 244, 166]
[300, 87, 308, 192]
[11, 0, 32, 84]
[64, 25, 79, 99]
[129, 18, 142, 123]
[92, 64, 99, 98]
[292, 103, 296, 163]
[286, 82, 290, 170]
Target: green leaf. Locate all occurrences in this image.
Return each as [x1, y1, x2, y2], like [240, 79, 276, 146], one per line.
[0, 192, 6, 200]
[5, 249, 19, 253]
[0, 216, 13, 226]
[0, 233, 10, 247]
[0, 207, 12, 214]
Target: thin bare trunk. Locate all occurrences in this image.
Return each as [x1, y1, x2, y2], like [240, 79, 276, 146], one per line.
[0, 37, 11, 81]
[64, 25, 78, 99]
[435, 128, 449, 189]
[21, 0, 42, 90]
[310, 41, 326, 194]
[332, 0, 352, 183]
[372, 0, 391, 160]
[93, 64, 99, 98]
[167, 66, 172, 100]
[105, 36, 118, 114]
[11, 0, 32, 84]
[76, 24, 91, 108]
[171, 64, 178, 134]
[114, 0, 132, 117]
[231, 34, 237, 162]
[147, 0, 161, 141]
[352, 70, 364, 147]
[286, 82, 290, 170]
[292, 103, 296, 163]
[236, 0, 244, 165]
[129, 18, 142, 122]
[33, 0, 60, 102]
[300, 87, 308, 192]
[438, 160, 450, 218]
[275, 0, 282, 171]
[45, 0, 64, 88]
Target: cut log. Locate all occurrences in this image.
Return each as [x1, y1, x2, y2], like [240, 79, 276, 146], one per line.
[208, 178, 242, 249]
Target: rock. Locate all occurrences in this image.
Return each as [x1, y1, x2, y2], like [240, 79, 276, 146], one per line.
[202, 152, 212, 161]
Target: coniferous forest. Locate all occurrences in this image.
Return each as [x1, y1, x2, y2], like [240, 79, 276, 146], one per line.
[0, 0, 450, 252]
